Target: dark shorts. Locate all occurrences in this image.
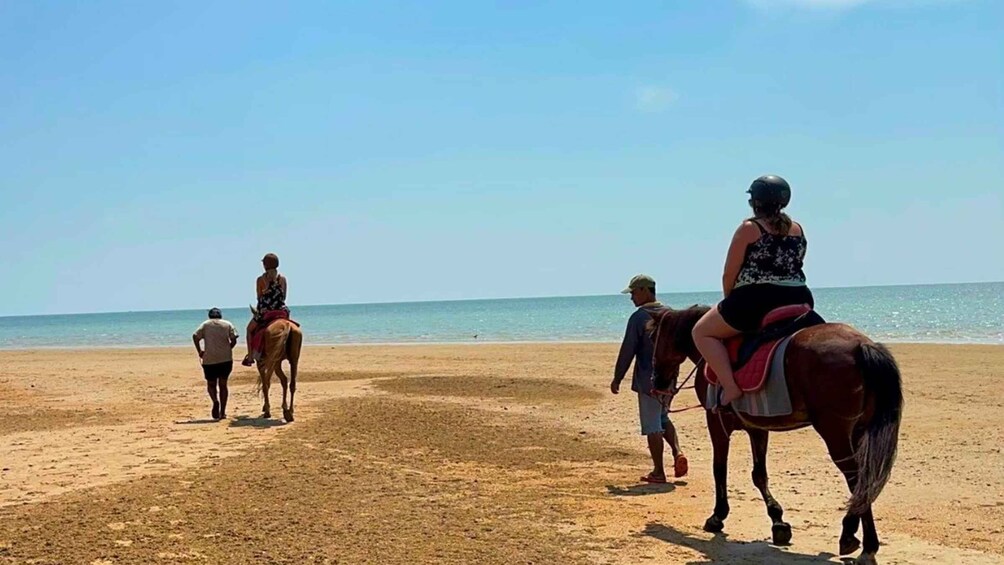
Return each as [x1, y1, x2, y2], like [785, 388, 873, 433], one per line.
[718, 284, 814, 333]
[202, 361, 233, 381]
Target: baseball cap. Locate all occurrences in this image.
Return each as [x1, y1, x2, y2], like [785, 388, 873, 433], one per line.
[621, 274, 656, 294]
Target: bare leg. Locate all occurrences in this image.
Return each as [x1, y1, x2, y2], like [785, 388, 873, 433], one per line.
[663, 417, 681, 458]
[218, 378, 229, 419]
[243, 319, 257, 365]
[206, 379, 220, 419]
[660, 397, 687, 477]
[647, 433, 666, 478]
[693, 308, 743, 405]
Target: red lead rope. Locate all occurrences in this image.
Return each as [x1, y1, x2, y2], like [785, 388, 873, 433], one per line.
[658, 360, 705, 413]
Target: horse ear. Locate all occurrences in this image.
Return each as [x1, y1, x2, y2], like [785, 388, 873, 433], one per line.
[645, 308, 665, 335]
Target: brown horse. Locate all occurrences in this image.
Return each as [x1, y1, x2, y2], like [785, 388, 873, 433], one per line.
[250, 307, 303, 422]
[649, 305, 903, 565]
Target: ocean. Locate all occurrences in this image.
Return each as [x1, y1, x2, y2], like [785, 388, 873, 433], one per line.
[0, 282, 1000, 349]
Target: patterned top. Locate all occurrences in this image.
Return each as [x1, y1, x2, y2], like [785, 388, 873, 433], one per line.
[734, 220, 807, 288]
[257, 275, 289, 314]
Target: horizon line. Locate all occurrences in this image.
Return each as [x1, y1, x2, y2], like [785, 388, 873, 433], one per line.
[2, 279, 1001, 320]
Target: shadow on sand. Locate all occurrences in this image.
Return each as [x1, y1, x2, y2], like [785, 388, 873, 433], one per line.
[606, 480, 685, 497]
[640, 522, 850, 565]
[228, 415, 287, 429]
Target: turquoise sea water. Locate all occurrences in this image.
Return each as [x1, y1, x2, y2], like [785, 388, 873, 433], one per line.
[0, 283, 1000, 349]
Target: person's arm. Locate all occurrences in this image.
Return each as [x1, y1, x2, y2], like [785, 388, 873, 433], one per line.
[229, 324, 238, 349]
[722, 222, 757, 297]
[256, 276, 266, 301]
[611, 314, 640, 394]
[193, 326, 205, 359]
[280, 275, 288, 298]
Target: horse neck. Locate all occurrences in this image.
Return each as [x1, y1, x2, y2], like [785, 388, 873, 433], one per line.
[676, 305, 710, 364]
[681, 305, 712, 407]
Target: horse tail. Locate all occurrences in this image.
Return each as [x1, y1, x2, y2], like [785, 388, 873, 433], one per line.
[286, 324, 303, 365]
[847, 342, 904, 515]
[255, 321, 293, 396]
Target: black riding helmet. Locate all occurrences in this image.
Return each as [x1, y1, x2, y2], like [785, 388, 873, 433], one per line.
[747, 175, 791, 208]
[262, 253, 279, 270]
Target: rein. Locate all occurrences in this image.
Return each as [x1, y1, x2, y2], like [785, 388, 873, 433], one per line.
[665, 362, 705, 413]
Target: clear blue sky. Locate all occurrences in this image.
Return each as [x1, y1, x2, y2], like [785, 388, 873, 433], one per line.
[1, 0, 1001, 316]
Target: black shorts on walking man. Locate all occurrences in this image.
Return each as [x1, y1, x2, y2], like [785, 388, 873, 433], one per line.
[193, 307, 238, 421]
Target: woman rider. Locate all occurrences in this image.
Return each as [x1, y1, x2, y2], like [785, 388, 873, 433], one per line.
[692, 175, 813, 406]
[242, 253, 290, 366]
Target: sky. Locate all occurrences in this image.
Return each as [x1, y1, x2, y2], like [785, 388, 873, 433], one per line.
[0, 0, 1001, 316]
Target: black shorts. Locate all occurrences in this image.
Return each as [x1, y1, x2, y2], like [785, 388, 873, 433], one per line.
[717, 284, 814, 333]
[202, 361, 233, 381]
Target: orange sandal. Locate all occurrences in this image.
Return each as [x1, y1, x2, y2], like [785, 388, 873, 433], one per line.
[674, 453, 689, 478]
[640, 472, 667, 484]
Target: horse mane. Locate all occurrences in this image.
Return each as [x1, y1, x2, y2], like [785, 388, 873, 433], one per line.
[672, 305, 711, 356]
[648, 304, 711, 360]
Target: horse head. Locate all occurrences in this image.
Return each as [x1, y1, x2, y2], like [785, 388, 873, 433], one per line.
[648, 305, 710, 392]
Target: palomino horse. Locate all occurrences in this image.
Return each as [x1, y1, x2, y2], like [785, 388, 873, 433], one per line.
[250, 307, 303, 422]
[649, 306, 903, 565]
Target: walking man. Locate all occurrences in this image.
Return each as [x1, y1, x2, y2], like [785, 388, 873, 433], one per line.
[193, 307, 238, 420]
[610, 274, 688, 483]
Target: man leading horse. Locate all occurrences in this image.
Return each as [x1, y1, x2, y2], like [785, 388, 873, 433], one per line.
[649, 176, 902, 565]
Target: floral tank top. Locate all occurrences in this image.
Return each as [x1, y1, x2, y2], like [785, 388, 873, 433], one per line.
[257, 274, 289, 314]
[734, 220, 807, 289]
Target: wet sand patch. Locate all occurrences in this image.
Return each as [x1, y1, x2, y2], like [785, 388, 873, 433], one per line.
[376, 375, 603, 406]
[228, 369, 411, 384]
[0, 408, 123, 436]
[0, 397, 634, 564]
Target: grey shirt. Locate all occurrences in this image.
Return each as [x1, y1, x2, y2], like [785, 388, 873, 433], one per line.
[614, 302, 663, 394]
[194, 319, 238, 366]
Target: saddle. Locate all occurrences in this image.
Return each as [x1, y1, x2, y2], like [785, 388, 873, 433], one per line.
[705, 304, 825, 392]
[249, 310, 300, 358]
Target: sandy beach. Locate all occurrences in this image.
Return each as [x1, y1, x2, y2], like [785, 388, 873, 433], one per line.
[0, 342, 1002, 564]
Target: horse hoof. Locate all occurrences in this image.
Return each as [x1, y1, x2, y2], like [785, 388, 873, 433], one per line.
[703, 515, 725, 533]
[771, 522, 792, 545]
[262, 411, 271, 419]
[283, 409, 294, 422]
[840, 535, 861, 556]
[854, 553, 878, 565]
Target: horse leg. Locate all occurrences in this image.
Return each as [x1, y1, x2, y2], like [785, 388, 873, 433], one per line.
[818, 424, 875, 560]
[276, 364, 292, 422]
[287, 355, 297, 422]
[748, 429, 791, 545]
[704, 411, 732, 533]
[259, 364, 273, 419]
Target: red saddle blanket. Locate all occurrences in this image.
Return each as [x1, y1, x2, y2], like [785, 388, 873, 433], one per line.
[705, 304, 811, 392]
[249, 310, 299, 355]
